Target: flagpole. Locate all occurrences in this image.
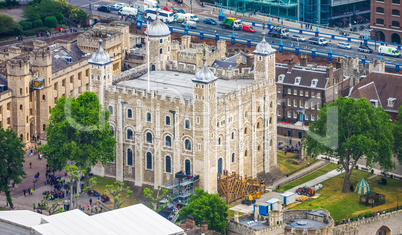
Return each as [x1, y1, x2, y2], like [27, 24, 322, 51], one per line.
[147, 21, 150, 93]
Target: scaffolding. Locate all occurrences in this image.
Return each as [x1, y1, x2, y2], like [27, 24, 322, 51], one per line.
[164, 174, 200, 205]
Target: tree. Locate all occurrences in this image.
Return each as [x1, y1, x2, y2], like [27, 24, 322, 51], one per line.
[65, 165, 96, 209]
[39, 92, 116, 174]
[105, 181, 133, 209]
[394, 105, 402, 163]
[306, 97, 394, 193]
[178, 188, 228, 234]
[55, 12, 64, 23]
[0, 14, 22, 36]
[0, 128, 26, 209]
[38, 0, 61, 19]
[69, 8, 87, 24]
[143, 185, 170, 211]
[22, 5, 41, 21]
[33, 194, 64, 215]
[44, 16, 57, 28]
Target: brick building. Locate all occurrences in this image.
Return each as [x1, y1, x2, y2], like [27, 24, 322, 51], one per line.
[370, 0, 402, 44]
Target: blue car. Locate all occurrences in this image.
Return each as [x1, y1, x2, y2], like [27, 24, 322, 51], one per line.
[203, 18, 217, 25]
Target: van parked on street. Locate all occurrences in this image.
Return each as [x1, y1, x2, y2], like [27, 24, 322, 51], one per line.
[118, 7, 138, 16]
[308, 37, 328, 46]
[378, 45, 401, 57]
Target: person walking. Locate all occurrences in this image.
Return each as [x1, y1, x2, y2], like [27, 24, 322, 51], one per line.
[89, 198, 92, 206]
[30, 162, 32, 169]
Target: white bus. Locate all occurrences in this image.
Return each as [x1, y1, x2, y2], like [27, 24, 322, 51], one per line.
[145, 9, 174, 23]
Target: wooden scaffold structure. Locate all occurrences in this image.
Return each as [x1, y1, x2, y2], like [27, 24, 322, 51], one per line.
[217, 170, 265, 204]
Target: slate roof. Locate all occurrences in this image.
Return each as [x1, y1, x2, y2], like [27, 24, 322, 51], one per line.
[51, 42, 86, 73]
[349, 72, 402, 112]
[212, 52, 248, 69]
[275, 64, 329, 90]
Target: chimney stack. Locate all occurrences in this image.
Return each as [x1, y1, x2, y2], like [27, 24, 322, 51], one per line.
[287, 56, 295, 72]
[180, 220, 186, 230]
[186, 215, 195, 229]
[201, 220, 208, 232]
[299, 53, 308, 67]
[326, 63, 334, 86]
[335, 57, 343, 69]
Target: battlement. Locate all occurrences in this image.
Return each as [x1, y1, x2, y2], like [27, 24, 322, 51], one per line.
[30, 50, 52, 67]
[6, 58, 30, 76]
[77, 30, 123, 53]
[112, 64, 147, 84]
[33, 40, 47, 49]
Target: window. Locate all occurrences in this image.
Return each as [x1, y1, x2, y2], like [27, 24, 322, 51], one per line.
[165, 135, 172, 147]
[392, 9, 400, 15]
[196, 117, 200, 124]
[231, 132, 235, 139]
[392, 21, 400, 27]
[110, 125, 114, 136]
[317, 102, 321, 110]
[270, 101, 273, 108]
[311, 79, 318, 87]
[146, 152, 152, 169]
[160, 39, 163, 43]
[62, 79, 65, 87]
[311, 102, 315, 110]
[42, 95, 46, 101]
[293, 111, 297, 119]
[127, 129, 133, 140]
[317, 93, 321, 99]
[127, 149, 133, 166]
[376, 18, 385, 25]
[245, 150, 247, 156]
[305, 91, 309, 97]
[185, 139, 191, 151]
[277, 87, 281, 93]
[277, 99, 281, 105]
[294, 77, 301, 85]
[258, 106, 261, 112]
[287, 110, 291, 118]
[70, 76, 73, 83]
[218, 137, 221, 145]
[165, 156, 171, 173]
[165, 116, 171, 125]
[43, 124, 46, 131]
[244, 127, 248, 134]
[185, 119, 190, 129]
[109, 106, 113, 115]
[376, 7, 384, 13]
[146, 112, 151, 122]
[257, 122, 260, 128]
[287, 98, 291, 106]
[300, 90, 303, 96]
[20, 88, 22, 95]
[78, 72, 82, 80]
[387, 98, 396, 107]
[160, 48, 163, 54]
[392, 0, 400, 3]
[293, 99, 297, 107]
[311, 92, 315, 98]
[232, 153, 235, 162]
[86, 69, 89, 77]
[269, 117, 272, 124]
[293, 89, 297, 95]
[305, 114, 309, 120]
[127, 109, 132, 118]
[287, 88, 291, 94]
[54, 82, 58, 90]
[7, 102, 10, 110]
[311, 114, 315, 121]
[146, 132, 153, 143]
[278, 109, 281, 116]
[244, 111, 247, 118]
[20, 104, 23, 110]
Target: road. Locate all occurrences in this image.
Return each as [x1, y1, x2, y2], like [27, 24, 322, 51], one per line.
[69, 0, 402, 65]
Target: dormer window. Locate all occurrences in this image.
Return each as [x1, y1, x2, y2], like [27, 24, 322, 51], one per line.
[387, 98, 396, 107]
[278, 74, 285, 83]
[370, 99, 379, 107]
[311, 79, 318, 87]
[294, 77, 301, 85]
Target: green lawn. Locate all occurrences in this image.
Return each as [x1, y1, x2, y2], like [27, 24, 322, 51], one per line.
[276, 163, 340, 192]
[290, 170, 402, 221]
[92, 176, 138, 208]
[277, 151, 317, 175]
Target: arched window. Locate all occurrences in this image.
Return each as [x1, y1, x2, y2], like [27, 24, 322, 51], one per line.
[146, 112, 151, 122]
[269, 117, 272, 124]
[392, 21, 400, 27]
[185, 159, 191, 174]
[185, 139, 191, 150]
[257, 122, 260, 129]
[20, 104, 23, 110]
[42, 95, 46, 101]
[218, 158, 223, 174]
[257, 106, 261, 112]
[146, 152, 152, 169]
[127, 129, 133, 140]
[146, 132, 152, 143]
[245, 150, 248, 156]
[165, 135, 172, 147]
[160, 39, 163, 43]
[231, 153, 235, 162]
[270, 139, 273, 146]
[165, 156, 171, 173]
[20, 134, 23, 140]
[244, 127, 247, 134]
[244, 111, 247, 118]
[258, 145, 261, 151]
[110, 125, 114, 136]
[376, 7, 384, 13]
[231, 132, 234, 139]
[376, 18, 384, 25]
[160, 48, 163, 54]
[127, 149, 133, 166]
[218, 137, 221, 145]
[392, 9, 400, 16]
[185, 119, 190, 129]
[127, 109, 132, 118]
[43, 124, 46, 131]
[165, 116, 171, 125]
[109, 106, 113, 115]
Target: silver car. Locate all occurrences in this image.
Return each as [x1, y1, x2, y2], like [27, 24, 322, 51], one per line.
[337, 42, 352, 50]
[291, 34, 306, 42]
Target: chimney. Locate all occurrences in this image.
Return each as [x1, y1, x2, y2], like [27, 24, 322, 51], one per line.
[335, 57, 343, 69]
[246, 54, 254, 68]
[201, 220, 208, 232]
[186, 215, 195, 229]
[180, 220, 187, 230]
[326, 63, 334, 86]
[287, 56, 295, 72]
[299, 53, 308, 67]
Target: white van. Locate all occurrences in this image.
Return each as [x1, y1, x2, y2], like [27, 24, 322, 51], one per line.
[118, 7, 138, 16]
[174, 13, 199, 22]
[378, 45, 401, 57]
[144, 0, 158, 8]
[182, 21, 197, 29]
[131, 2, 149, 12]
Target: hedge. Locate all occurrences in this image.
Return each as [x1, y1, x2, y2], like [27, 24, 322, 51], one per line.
[44, 16, 57, 28]
[23, 27, 50, 36]
[32, 19, 43, 28]
[19, 21, 33, 30]
[55, 13, 64, 23]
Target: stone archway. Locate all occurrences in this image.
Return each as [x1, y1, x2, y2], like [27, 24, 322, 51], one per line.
[391, 33, 401, 44]
[376, 31, 385, 42]
[376, 226, 391, 235]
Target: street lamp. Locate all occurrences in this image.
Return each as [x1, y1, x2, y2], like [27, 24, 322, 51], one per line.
[89, 0, 91, 12]
[190, 0, 193, 14]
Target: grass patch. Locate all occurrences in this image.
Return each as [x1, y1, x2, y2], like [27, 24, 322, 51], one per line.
[227, 205, 245, 219]
[277, 151, 317, 175]
[290, 170, 402, 221]
[0, 207, 5, 211]
[92, 176, 138, 208]
[276, 163, 340, 192]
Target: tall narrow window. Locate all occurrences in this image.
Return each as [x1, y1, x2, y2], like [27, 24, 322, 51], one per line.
[185, 139, 191, 151]
[232, 153, 235, 162]
[127, 109, 132, 118]
[127, 129, 133, 140]
[185, 119, 190, 129]
[109, 106, 113, 115]
[127, 149, 133, 166]
[165, 116, 171, 125]
[146, 132, 152, 143]
[146, 112, 151, 122]
[165, 156, 171, 173]
[165, 135, 172, 147]
[146, 152, 152, 169]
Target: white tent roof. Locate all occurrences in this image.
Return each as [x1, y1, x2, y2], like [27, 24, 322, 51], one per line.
[0, 210, 45, 228]
[92, 203, 184, 235]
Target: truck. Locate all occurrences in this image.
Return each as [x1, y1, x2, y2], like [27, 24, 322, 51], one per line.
[269, 27, 289, 38]
[378, 45, 401, 57]
[174, 13, 199, 22]
[118, 7, 138, 16]
[144, 0, 158, 8]
[308, 37, 328, 46]
[221, 17, 243, 30]
[131, 2, 149, 12]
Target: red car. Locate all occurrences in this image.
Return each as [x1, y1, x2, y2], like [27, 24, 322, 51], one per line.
[243, 25, 256, 32]
[163, 6, 173, 12]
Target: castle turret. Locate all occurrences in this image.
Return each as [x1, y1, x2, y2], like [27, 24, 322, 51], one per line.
[192, 48, 218, 193]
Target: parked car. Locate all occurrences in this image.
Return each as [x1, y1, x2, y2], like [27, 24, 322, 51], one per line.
[203, 18, 217, 25]
[110, 3, 126, 11]
[163, 6, 173, 12]
[242, 25, 255, 32]
[291, 34, 306, 42]
[97, 6, 111, 13]
[337, 42, 352, 50]
[173, 8, 185, 14]
[358, 44, 373, 53]
[182, 21, 197, 29]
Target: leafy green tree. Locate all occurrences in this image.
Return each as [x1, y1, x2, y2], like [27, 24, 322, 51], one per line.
[39, 92, 116, 173]
[105, 181, 133, 209]
[65, 165, 97, 209]
[143, 185, 170, 211]
[0, 128, 26, 209]
[178, 188, 228, 234]
[19, 21, 33, 30]
[0, 14, 22, 36]
[55, 12, 64, 23]
[306, 97, 394, 193]
[33, 194, 64, 215]
[44, 16, 57, 28]
[32, 19, 44, 28]
[38, 0, 61, 19]
[394, 105, 402, 163]
[69, 8, 87, 24]
[22, 5, 41, 21]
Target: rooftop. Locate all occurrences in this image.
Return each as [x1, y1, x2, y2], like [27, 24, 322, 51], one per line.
[117, 71, 254, 99]
[51, 42, 86, 73]
[239, 219, 269, 230]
